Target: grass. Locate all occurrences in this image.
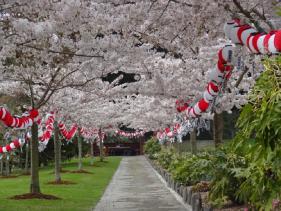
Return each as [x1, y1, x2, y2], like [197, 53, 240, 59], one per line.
[0, 156, 122, 211]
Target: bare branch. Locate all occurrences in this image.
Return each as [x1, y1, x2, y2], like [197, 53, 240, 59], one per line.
[54, 68, 80, 87]
[133, 30, 185, 62]
[0, 2, 27, 12]
[37, 88, 57, 108]
[111, 1, 136, 7]
[145, 0, 172, 32]
[170, 0, 194, 7]
[252, 8, 275, 30]
[17, 43, 104, 59]
[55, 76, 100, 91]
[36, 67, 61, 107]
[170, 26, 187, 43]
[235, 66, 249, 87]
[232, 0, 266, 32]
[148, 0, 157, 13]
[28, 76, 35, 108]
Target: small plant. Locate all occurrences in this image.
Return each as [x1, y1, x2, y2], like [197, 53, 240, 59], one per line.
[144, 137, 161, 159]
[208, 146, 246, 207]
[169, 151, 214, 186]
[156, 147, 175, 169]
[192, 181, 210, 192]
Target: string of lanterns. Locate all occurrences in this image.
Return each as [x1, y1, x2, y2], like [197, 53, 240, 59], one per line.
[115, 130, 145, 138]
[224, 19, 281, 54]
[0, 137, 25, 154]
[0, 107, 39, 129]
[0, 107, 39, 154]
[0, 111, 80, 154]
[176, 44, 234, 117]
[158, 19, 281, 143]
[96, 131, 105, 146]
[38, 112, 55, 151]
[58, 122, 78, 140]
[80, 127, 99, 139]
[157, 117, 211, 144]
[176, 19, 281, 118]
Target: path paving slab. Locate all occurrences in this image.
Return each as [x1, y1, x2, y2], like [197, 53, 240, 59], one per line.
[93, 156, 191, 211]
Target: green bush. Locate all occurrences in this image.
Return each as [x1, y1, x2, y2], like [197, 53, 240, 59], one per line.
[170, 151, 214, 186]
[153, 146, 215, 186]
[144, 138, 161, 159]
[208, 145, 247, 207]
[156, 147, 175, 169]
[209, 56, 281, 210]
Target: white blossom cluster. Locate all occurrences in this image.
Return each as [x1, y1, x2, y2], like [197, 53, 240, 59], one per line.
[0, 0, 279, 131]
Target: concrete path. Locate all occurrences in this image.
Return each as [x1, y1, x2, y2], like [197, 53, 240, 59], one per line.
[93, 156, 191, 211]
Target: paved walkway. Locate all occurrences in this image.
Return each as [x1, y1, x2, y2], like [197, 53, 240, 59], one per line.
[93, 156, 191, 211]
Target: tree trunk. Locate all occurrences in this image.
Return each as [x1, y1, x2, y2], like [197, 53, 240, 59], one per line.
[0, 139, 3, 175]
[190, 128, 197, 154]
[30, 122, 41, 194]
[213, 112, 224, 147]
[99, 139, 104, 162]
[58, 140, 61, 170]
[98, 128, 104, 162]
[24, 143, 29, 174]
[18, 151, 22, 170]
[0, 158, 3, 176]
[5, 156, 10, 176]
[90, 141, 94, 165]
[4, 139, 10, 176]
[139, 138, 142, 155]
[78, 134, 82, 170]
[54, 121, 61, 183]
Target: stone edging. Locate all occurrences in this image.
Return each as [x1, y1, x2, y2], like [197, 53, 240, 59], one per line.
[145, 156, 213, 211]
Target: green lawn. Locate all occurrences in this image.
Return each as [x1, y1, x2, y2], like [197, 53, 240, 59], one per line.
[0, 156, 122, 211]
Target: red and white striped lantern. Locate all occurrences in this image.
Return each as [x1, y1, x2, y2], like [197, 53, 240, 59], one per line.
[39, 112, 55, 146]
[58, 122, 78, 140]
[178, 19, 281, 120]
[183, 45, 233, 118]
[0, 107, 39, 129]
[116, 130, 145, 138]
[226, 19, 281, 54]
[0, 138, 25, 154]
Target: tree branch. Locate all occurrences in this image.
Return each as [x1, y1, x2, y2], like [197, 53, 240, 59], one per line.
[133, 30, 185, 62]
[18, 44, 104, 59]
[145, 0, 172, 32]
[36, 67, 61, 107]
[111, 1, 136, 7]
[170, 0, 194, 7]
[252, 8, 275, 30]
[148, 0, 157, 13]
[235, 66, 248, 87]
[37, 88, 57, 108]
[28, 77, 35, 108]
[232, 0, 265, 32]
[0, 2, 27, 12]
[55, 76, 100, 91]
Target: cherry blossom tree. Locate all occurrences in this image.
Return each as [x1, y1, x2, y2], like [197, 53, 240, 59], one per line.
[0, 0, 280, 196]
[0, 0, 147, 195]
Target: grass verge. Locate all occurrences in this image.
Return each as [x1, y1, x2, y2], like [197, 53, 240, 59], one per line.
[0, 156, 121, 211]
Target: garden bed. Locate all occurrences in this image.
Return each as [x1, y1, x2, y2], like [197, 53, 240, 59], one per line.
[46, 180, 77, 185]
[49, 169, 71, 174]
[10, 193, 60, 200]
[69, 169, 93, 174]
[0, 175, 19, 179]
[146, 156, 249, 211]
